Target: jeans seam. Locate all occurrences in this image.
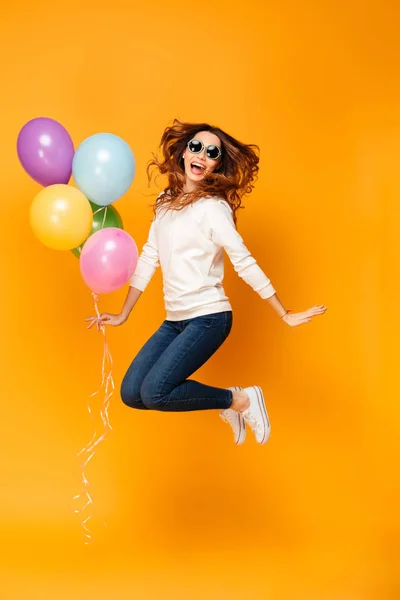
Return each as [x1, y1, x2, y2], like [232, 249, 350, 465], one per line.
[223, 312, 231, 336]
[153, 395, 230, 408]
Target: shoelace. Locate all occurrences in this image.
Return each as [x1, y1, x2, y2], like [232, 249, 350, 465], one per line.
[220, 411, 234, 425]
[242, 411, 263, 436]
[220, 410, 245, 426]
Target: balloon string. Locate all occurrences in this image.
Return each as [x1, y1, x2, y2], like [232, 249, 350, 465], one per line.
[92, 206, 108, 229]
[72, 292, 114, 544]
[101, 207, 108, 228]
[92, 207, 105, 216]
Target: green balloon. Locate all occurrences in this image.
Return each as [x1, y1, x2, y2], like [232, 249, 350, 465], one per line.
[71, 201, 124, 258]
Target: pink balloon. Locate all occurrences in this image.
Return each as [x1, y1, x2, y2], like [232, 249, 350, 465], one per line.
[80, 228, 138, 294]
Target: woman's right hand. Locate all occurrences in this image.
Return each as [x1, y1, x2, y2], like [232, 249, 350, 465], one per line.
[85, 312, 127, 331]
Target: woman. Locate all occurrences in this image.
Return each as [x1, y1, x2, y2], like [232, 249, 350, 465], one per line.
[86, 119, 327, 445]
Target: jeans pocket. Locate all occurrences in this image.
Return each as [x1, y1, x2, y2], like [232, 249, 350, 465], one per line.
[198, 314, 217, 328]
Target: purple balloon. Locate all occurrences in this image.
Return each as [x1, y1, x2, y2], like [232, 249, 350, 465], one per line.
[17, 117, 74, 186]
[80, 228, 138, 295]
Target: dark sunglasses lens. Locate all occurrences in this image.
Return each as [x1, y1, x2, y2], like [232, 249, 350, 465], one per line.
[206, 145, 220, 159]
[188, 140, 202, 153]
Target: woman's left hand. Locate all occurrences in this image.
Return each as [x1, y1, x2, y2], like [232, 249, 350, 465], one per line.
[282, 304, 327, 327]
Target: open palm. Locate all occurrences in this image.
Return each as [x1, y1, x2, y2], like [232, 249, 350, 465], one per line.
[283, 304, 327, 327]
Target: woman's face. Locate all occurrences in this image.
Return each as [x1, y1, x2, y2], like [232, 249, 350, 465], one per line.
[182, 130, 222, 189]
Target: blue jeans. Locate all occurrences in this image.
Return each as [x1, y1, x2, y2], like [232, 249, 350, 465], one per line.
[120, 311, 234, 411]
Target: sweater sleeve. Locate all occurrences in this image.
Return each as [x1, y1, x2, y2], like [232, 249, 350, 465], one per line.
[203, 199, 276, 299]
[129, 217, 159, 292]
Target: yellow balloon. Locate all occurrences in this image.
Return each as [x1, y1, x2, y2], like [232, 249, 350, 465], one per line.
[29, 184, 93, 250]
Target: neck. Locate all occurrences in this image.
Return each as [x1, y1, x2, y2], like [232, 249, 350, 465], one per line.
[183, 178, 198, 193]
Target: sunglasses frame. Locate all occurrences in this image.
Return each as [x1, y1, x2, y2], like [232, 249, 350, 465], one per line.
[186, 138, 222, 160]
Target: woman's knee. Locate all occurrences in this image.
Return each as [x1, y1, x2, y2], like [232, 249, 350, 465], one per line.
[140, 377, 165, 410]
[120, 374, 143, 409]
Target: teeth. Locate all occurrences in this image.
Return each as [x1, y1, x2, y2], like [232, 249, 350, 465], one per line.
[192, 163, 204, 169]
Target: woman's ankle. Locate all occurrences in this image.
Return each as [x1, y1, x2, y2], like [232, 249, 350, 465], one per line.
[230, 390, 250, 412]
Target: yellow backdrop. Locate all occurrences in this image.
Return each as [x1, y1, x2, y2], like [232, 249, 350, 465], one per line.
[2, 0, 399, 598]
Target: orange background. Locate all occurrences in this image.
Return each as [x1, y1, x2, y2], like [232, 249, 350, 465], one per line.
[1, 1, 399, 598]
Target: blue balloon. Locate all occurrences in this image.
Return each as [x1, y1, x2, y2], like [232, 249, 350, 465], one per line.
[72, 133, 135, 206]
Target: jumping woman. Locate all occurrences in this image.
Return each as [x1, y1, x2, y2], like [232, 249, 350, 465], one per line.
[86, 119, 327, 445]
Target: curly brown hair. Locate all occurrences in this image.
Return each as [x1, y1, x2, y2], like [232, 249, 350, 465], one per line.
[146, 119, 260, 225]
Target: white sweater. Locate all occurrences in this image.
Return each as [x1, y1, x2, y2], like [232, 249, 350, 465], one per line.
[129, 195, 276, 321]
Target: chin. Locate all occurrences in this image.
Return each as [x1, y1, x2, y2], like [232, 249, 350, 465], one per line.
[186, 171, 205, 183]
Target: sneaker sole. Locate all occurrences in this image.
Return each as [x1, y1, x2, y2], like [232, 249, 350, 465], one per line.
[243, 386, 270, 444]
[254, 385, 270, 444]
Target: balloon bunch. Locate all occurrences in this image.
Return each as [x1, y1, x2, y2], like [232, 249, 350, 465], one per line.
[17, 117, 138, 291]
[17, 117, 139, 542]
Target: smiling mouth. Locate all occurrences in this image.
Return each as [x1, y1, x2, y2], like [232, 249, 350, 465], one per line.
[190, 162, 206, 175]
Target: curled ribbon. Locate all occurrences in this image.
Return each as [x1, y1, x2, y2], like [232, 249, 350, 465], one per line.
[72, 292, 114, 544]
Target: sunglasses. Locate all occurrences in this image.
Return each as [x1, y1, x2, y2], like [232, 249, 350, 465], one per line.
[186, 138, 222, 160]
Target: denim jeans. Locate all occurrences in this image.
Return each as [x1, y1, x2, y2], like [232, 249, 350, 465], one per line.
[120, 311, 234, 412]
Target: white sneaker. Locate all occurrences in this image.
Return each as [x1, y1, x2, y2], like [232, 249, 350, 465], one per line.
[219, 386, 246, 445]
[241, 386, 270, 444]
